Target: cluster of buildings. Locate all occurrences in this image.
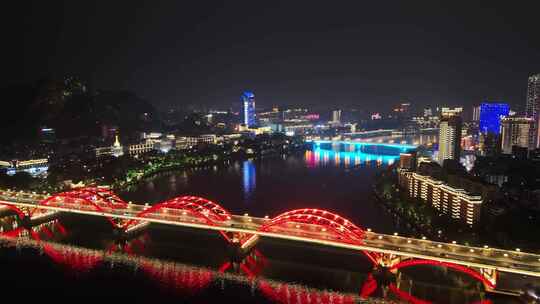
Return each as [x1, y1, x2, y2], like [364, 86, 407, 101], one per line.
[94, 133, 235, 158]
[0, 158, 49, 177]
[396, 73, 540, 228]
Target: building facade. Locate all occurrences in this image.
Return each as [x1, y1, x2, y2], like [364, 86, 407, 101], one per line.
[398, 169, 483, 227]
[438, 115, 462, 165]
[472, 105, 480, 122]
[500, 117, 534, 154]
[95, 135, 124, 158]
[331, 110, 342, 124]
[241, 91, 256, 128]
[175, 135, 217, 150]
[526, 74, 540, 148]
[479, 102, 510, 135]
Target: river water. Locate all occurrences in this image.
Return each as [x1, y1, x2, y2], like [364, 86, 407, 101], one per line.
[0, 143, 522, 303]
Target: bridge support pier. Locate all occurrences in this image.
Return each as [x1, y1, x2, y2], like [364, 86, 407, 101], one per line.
[222, 231, 259, 260]
[113, 221, 150, 240]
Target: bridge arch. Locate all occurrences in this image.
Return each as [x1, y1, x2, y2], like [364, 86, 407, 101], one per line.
[39, 187, 128, 211]
[389, 259, 496, 290]
[122, 196, 232, 230]
[38, 190, 125, 228]
[0, 204, 27, 220]
[260, 208, 377, 264]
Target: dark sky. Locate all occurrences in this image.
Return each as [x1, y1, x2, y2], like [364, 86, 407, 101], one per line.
[9, 1, 540, 112]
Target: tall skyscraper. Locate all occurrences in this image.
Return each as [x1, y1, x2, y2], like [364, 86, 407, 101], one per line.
[526, 73, 540, 147]
[500, 117, 534, 154]
[241, 91, 256, 128]
[479, 102, 510, 135]
[472, 105, 480, 122]
[438, 115, 462, 165]
[331, 110, 341, 124]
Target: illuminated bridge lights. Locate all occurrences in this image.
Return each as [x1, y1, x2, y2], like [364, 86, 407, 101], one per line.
[120, 196, 232, 230]
[260, 208, 379, 264]
[310, 140, 417, 151]
[389, 259, 496, 290]
[4, 189, 540, 291]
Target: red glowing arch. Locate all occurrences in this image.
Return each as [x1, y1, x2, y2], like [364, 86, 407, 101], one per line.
[260, 208, 377, 264]
[39, 187, 128, 210]
[122, 196, 232, 230]
[260, 208, 365, 242]
[389, 259, 496, 290]
[36, 187, 131, 228]
[0, 204, 27, 220]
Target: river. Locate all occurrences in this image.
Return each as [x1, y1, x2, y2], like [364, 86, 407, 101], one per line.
[0, 143, 521, 303]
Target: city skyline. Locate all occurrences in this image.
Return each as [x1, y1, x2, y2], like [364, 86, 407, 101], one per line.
[7, 1, 540, 110]
[4, 2, 540, 301]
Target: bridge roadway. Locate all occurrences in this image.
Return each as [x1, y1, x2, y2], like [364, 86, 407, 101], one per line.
[2, 192, 540, 279]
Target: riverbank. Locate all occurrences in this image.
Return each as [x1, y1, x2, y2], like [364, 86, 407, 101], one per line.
[112, 145, 308, 192]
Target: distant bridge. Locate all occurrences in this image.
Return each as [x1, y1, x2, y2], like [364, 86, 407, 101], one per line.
[310, 140, 417, 152]
[1, 187, 540, 293]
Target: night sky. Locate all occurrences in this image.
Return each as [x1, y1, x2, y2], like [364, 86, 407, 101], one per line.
[9, 1, 540, 111]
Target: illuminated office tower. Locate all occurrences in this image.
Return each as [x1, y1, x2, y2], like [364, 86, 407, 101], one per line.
[500, 117, 534, 154]
[438, 115, 462, 165]
[331, 110, 342, 124]
[472, 105, 480, 122]
[241, 91, 256, 127]
[526, 74, 540, 147]
[479, 102, 509, 135]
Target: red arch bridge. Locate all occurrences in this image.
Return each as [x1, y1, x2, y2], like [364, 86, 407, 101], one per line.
[2, 187, 540, 293]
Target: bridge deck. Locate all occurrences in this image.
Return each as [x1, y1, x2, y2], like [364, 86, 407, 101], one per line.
[1, 191, 540, 278]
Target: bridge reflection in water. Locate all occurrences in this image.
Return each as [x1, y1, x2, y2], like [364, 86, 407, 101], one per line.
[0, 220, 498, 304]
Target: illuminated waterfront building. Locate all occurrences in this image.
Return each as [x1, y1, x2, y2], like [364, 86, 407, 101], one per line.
[0, 159, 49, 177]
[398, 169, 482, 226]
[95, 135, 124, 158]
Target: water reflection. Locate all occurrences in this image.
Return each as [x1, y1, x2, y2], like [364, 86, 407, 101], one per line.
[0, 219, 516, 303]
[242, 160, 256, 204]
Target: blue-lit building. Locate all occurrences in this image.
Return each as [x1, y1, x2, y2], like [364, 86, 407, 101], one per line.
[241, 91, 256, 127]
[479, 102, 510, 134]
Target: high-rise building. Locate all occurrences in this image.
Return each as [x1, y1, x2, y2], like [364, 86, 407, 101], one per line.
[241, 91, 256, 128]
[479, 132, 500, 157]
[331, 110, 342, 124]
[472, 105, 481, 122]
[500, 117, 534, 154]
[438, 115, 462, 165]
[526, 73, 540, 147]
[479, 102, 510, 135]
